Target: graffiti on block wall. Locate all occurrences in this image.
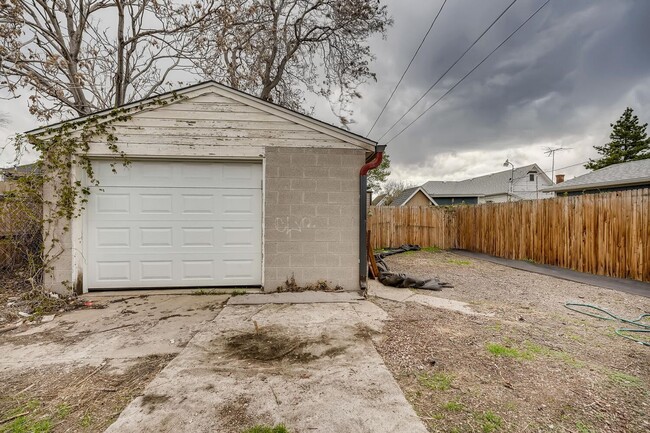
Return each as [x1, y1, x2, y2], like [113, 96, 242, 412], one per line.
[275, 216, 314, 234]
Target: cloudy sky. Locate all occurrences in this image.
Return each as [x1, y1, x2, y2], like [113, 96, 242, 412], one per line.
[2, 0, 650, 185]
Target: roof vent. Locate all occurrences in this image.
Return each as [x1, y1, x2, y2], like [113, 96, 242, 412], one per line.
[555, 174, 565, 184]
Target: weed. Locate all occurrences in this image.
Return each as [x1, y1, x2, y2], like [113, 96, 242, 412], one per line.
[2, 415, 52, 433]
[608, 371, 644, 388]
[446, 259, 471, 265]
[486, 343, 532, 360]
[230, 289, 247, 296]
[476, 411, 502, 433]
[417, 372, 454, 391]
[241, 425, 289, 433]
[442, 400, 464, 412]
[192, 289, 217, 295]
[421, 246, 442, 253]
[55, 403, 71, 419]
[575, 421, 594, 433]
[80, 413, 92, 428]
[524, 258, 537, 264]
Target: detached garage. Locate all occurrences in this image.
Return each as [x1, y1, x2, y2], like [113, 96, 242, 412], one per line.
[31, 81, 378, 294]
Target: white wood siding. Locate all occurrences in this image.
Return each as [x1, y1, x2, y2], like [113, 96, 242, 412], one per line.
[87, 91, 358, 157]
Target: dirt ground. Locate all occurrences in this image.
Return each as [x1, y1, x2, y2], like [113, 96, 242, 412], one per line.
[0, 294, 226, 432]
[373, 250, 650, 433]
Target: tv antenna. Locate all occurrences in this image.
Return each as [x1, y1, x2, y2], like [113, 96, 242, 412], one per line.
[544, 147, 571, 182]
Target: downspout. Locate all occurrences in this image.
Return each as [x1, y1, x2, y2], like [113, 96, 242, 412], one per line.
[359, 144, 386, 290]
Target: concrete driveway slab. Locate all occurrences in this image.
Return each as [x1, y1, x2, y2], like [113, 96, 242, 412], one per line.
[368, 280, 489, 316]
[0, 294, 227, 371]
[105, 301, 428, 433]
[227, 291, 364, 305]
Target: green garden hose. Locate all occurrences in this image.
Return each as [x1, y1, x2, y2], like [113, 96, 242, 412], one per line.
[564, 303, 650, 347]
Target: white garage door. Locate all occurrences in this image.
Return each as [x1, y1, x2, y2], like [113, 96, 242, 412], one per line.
[86, 160, 262, 289]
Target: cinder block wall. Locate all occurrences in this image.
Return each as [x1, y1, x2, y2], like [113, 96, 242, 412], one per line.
[264, 147, 364, 291]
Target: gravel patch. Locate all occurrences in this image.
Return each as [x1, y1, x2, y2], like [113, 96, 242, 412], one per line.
[373, 250, 650, 433]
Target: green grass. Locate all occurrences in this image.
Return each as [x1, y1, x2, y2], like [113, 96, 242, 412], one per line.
[55, 403, 71, 419]
[241, 425, 289, 433]
[486, 341, 583, 367]
[0, 400, 55, 433]
[476, 411, 503, 433]
[608, 371, 645, 388]
[417, 372, 454, 391]
[486, 343, 532, 360]
[421, 246, 442, 253]
[523, 342, 583, 368]
[79, 413, 92, 428]
[442, 400, 464, 412]
[575, 421, 594, 433]
[446, 259, 471, 265]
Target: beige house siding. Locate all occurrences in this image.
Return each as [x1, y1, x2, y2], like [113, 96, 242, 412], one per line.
[405, 190, 434, 207]
[39, 83, 371, 294]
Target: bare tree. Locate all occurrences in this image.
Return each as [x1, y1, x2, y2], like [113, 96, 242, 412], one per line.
[194, 0, 391, 125]
[0, 0, 216, 120]
[382, 179, 414, 206]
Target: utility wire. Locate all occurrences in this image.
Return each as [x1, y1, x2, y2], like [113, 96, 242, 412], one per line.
[384, 0, 550, 146]
[366, 0, 449, 136]
[376, 0, 520, 142]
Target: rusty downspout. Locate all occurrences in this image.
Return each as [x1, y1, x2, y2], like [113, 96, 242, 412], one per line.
[359, 144, 386, 289]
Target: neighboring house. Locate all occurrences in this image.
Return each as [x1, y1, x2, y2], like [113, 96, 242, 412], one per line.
[371, 193, 388, 206]
[0, 163, 39, 197]
[390, 186, 438, 207]
[28, 81, 377, 294]
[541, 159, 650, 196]
[423, 163, 554, 204]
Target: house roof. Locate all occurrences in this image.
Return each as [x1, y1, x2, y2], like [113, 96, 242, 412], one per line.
[542, 159, 650, 193]
[423, 163, 550, 197]
[371, 193, 387, 205]
[26, 80, 377, 151]
[0, 163, 40, 178]
[391, 186, 438, 207]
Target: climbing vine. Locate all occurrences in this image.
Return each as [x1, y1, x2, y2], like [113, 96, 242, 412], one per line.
[6, 93, 184, 291]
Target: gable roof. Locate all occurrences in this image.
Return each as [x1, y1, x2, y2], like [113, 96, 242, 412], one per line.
[423, 163, 551, 197]
[371, 193, 388, 206]
[26, 81, 376, 151]
[542, 159, 650, 193]
[391, 186, 438, 207]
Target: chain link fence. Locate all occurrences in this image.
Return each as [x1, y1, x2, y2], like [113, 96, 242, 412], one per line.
[0, 198, 42, 270]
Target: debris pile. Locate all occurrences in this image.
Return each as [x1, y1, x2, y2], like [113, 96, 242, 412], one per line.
[374, 244, 453, 291]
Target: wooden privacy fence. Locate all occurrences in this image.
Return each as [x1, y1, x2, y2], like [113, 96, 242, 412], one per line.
[368, 188, 650, 282]
[368, 205, 458, 250]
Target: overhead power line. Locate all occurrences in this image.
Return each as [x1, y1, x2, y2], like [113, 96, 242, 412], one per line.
[366, 0, 449, 136]
[376, 0, 520, 142]
[384, 0, 550, 146]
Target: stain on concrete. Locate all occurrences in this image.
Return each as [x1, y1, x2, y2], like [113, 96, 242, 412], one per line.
[140, 394, 170, 414]
[224, 325, 348, 364]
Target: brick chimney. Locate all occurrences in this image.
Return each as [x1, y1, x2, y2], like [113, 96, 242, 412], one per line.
[555, 174, 565, 184]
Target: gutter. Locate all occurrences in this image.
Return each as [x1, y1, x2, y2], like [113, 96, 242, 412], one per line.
[359, 144, 386, 289]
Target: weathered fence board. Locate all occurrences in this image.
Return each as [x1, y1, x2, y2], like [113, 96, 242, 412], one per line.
[368, 188, 650, 282]
[368, 206, 457, 250]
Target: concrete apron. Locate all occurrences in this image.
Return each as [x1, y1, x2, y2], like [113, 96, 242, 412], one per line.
[105, 301, 428, 433]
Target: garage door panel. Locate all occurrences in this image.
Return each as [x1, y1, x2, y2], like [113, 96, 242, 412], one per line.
[90, 160, 262, 188]
[87, 160, 262, 289]
[90, 188, 261, 221]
